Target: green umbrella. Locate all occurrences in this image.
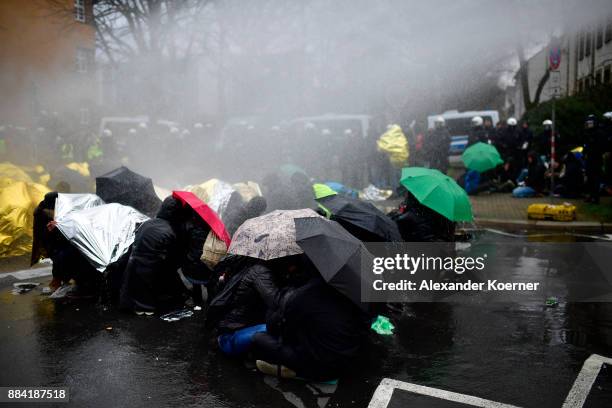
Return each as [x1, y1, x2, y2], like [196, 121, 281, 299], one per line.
[279, 163, 308, 178]
[400, 167, 473, 222]
[461, 142, 503, 173]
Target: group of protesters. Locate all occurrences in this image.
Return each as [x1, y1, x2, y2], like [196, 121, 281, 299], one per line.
[27, 153, 458, 383]
[447, 113, 612, 202]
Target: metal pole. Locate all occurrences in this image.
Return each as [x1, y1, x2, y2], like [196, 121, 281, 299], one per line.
[550, 94, 556, 196]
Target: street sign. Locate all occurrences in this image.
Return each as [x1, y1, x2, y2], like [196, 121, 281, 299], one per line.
[550, 70, 561, 97]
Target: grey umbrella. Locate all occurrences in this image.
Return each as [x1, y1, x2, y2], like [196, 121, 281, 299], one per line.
[228, 208, 321, 260]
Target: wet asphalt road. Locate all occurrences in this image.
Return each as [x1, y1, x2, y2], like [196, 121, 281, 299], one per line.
[1, 233, 612, 407]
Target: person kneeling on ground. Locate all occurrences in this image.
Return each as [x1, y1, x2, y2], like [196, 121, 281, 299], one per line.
[222, 194, 268, 237]
[180, 208, 213, 305]
[32, 192, 100, 296]
[206, 256, 292, 355]
[553, 152, 584, 198]
[119, 196, 190, 315]
[512, 151, 546, 198]
[391, 189, 456, 242]
[491, 158, 517, 193]
[251, 269, 369, 382]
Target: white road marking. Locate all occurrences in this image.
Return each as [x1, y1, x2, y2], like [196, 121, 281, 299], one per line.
[370, 353, 612, 408]
[367, 378, 521, 408]
[262, 374, 337, 408]
[0, 266, 52, 281]
[562, 354, 612, 408]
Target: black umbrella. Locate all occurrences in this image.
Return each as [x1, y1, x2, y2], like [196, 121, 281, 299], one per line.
[294, 217, 372, 312]
[317, 195, 401, 242]
[95, 166, 161, 217]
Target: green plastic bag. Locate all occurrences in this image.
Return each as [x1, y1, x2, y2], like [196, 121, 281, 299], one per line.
[371, 315, 395, 335]
[545, 297, 559, 307]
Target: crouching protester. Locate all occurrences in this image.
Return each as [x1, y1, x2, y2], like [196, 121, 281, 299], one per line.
[119, 196, 192, 315]
[251, 268, 370, 382]
[206, 256, 290, 356]
[32, 192, 101, 296]
[180, 208, 214, 306]
[390, 189, 456, 242]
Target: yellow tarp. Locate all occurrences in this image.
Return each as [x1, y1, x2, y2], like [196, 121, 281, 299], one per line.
[66, 162, 90, 178]
[0, 162, 33, 184]
[232, 181, 262, 202]
[185, 179, 224, 203]
[0, 162, 51, 187]
[0, 178, 50, 258]
[377, 125, 409, 168]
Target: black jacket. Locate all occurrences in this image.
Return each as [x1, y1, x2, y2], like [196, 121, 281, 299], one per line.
[212, 263, 280, 333]
[392, 194, 455, 242]
[425, 128, 451, 170]
[468, 127, 486, 146]
[119, 197, 188, 312]
[525, 154, 546, 192]
[180, 215, 212, 283]
[266, 277, 368, 379]
[584, 128, 605, 166]
[558, 154, 584, 195]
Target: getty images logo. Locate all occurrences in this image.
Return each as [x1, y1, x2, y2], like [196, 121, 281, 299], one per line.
[372, 252, 488, 275]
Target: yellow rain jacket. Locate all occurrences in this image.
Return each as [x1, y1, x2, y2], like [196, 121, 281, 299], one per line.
[377, 125, 409, 168]
[66, 162, 91, 178]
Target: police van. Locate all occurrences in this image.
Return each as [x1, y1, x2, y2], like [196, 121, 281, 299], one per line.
[427, 110, 499, 156]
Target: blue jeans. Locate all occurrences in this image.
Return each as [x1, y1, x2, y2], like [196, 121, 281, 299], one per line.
[218, 324, 267, 356]
[512, 186, 536, 198]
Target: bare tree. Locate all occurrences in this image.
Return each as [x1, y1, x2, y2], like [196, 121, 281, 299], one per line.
[93, 0, 211, 66]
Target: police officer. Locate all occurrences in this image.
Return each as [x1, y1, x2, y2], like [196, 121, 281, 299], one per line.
[425, 116, 451, 174]
[467, 116, 486, 147]
[583, 114, 604, 203]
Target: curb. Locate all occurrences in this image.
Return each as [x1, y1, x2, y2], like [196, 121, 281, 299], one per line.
[475, 218, 612, 233]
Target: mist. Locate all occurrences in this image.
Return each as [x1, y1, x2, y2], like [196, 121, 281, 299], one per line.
[2, 0, 611, 188]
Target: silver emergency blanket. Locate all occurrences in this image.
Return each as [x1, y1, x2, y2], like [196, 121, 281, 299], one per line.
[359, 184, 393, 202]
[54, 193, 105, 221]
[55, 203, 149, 272]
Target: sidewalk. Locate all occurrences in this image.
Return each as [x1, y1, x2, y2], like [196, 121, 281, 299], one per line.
[470, 194, 612, 233]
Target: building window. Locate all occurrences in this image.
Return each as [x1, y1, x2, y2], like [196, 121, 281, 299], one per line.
[75, 47, 93, 73]
[596, 22, 604, 49]
[585, 30, 592, 57]
[74, 0, 86, 23]
[604, 65, 611, 84]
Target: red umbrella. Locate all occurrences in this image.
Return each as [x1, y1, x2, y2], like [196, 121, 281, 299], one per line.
[172, 191, 231, 248]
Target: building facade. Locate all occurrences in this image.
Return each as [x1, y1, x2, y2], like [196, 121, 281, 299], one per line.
[0, 0, 96, 127]
[506, 13, 612, 119]
[572, 15, 612, 93]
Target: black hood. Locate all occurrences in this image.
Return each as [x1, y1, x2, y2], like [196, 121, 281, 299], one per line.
[156, 197, 185, 223]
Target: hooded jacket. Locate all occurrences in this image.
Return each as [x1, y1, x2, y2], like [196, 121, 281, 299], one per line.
[119, 197, 188, 311]
[262, 277, 369, 380]
[392, 192, 455, 242]
[209, 263, 280, 333]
